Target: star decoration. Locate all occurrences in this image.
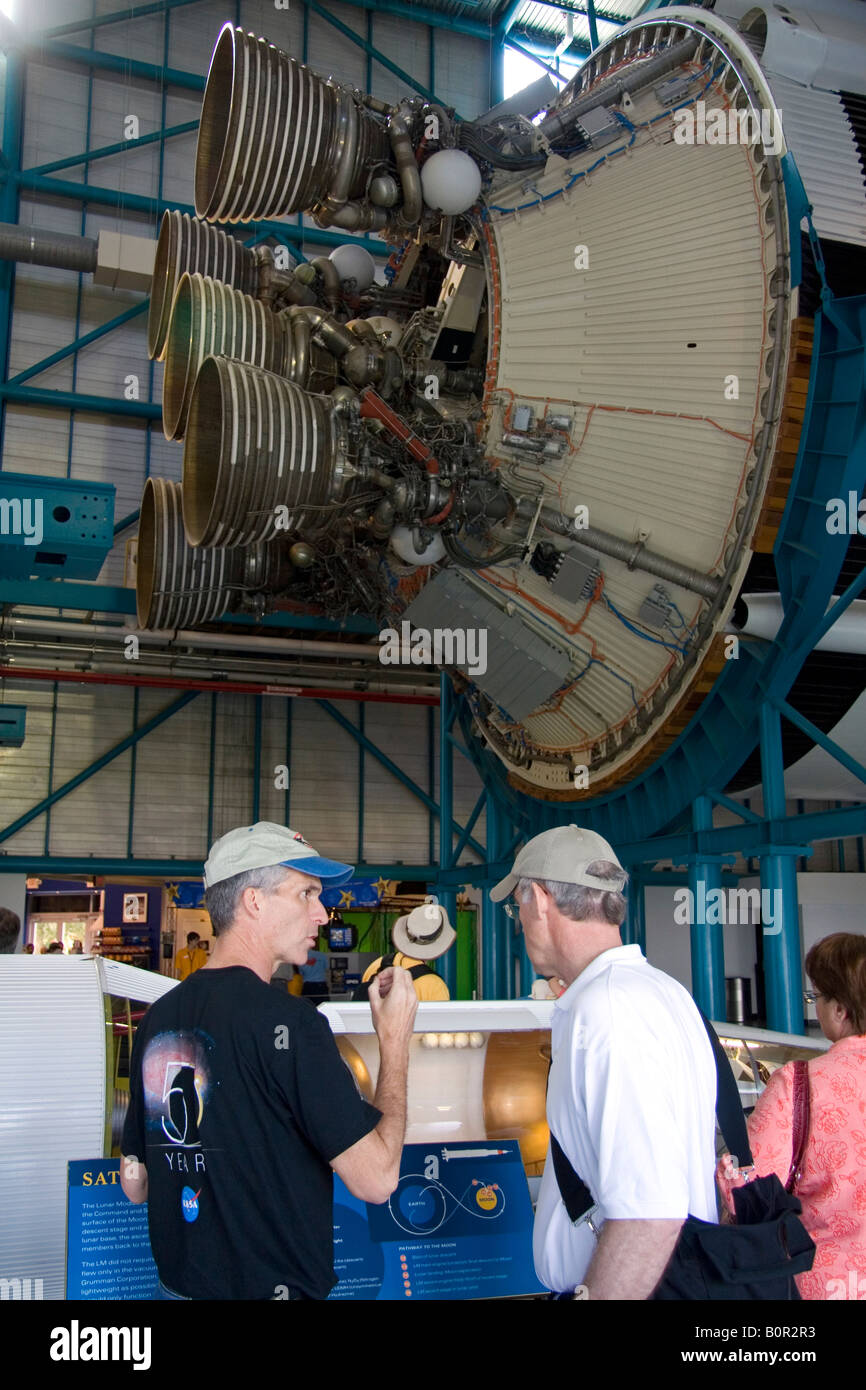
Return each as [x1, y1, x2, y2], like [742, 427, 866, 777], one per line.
[339, 890, 355, 907]
[165, 882, 179, 903]
[372, 876, 391, 897]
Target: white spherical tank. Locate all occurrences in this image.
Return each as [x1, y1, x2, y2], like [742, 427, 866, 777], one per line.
[390, 525, 446, 566]
[329, 243, 376, 292]
[420, 149, 482, 215]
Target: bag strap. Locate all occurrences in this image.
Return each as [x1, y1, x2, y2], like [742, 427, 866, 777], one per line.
[695, 1007, 754, 1169]
[548, 1005, 753, 1223]
[785, 1060, 810, 1193]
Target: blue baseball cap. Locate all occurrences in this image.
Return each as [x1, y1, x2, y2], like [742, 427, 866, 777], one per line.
[204, 822, 354, 889]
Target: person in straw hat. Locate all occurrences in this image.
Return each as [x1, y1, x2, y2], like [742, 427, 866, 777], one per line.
[354, 901, 455, 1001]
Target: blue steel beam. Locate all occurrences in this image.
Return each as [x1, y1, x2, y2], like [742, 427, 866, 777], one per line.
[496, 0, 525, 37]
[252, 694, 263, 822]
[25, 120, 199, 177]
[0, 856, 444, 876]
[452, 789, 485, 863]
[0, 382, 161, 420]
[706, 790, 763, 825]
[773, 698, 866, 788]
[0, 47, 24, 468]
[316, 696, 486, 860]
[6, 302, 148, 388]
[303, 0, 455, 113]
[13, 172, 386, 256]
[38, 40, 205, 93]
[505, 38, 578, 83]
[0, 691, 199, 844]
[759, 703, 803, 1034]
[688, 795, 726, 1018]
[114, 510, 141, 537]
[586, 0, 600, 50]
[320, 0, 494, 40]
[42, 0, 207, 39]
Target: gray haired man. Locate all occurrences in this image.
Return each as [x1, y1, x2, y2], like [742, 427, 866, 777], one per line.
[121, 822, 417, 1300]
[491, 824, 717, 1300]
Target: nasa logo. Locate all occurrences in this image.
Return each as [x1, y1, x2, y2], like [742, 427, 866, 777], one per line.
[181, 1186, 201, 1223]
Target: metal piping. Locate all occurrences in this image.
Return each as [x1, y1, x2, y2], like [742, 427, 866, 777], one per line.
[0, 664, 439, 705]
[537, 507, 722, 600]
[388, 114, 423, 227]
[2, 616, 384, 661]
[310, 255, 342, 313]
[0, 221, 98, 272]
[538, 35, 699, 143]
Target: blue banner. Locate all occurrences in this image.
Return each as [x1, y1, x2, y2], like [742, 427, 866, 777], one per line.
[329, 1140, 546, 1300]
[66, 1160, 159, 1300]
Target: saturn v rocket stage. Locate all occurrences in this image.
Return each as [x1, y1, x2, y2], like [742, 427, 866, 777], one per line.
[137, 3, 866, 805]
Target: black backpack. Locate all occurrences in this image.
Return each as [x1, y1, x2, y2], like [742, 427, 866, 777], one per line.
[351, 952, 433, 1001]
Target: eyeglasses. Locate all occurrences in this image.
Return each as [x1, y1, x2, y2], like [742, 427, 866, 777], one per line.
[803, 990, 824, 1005]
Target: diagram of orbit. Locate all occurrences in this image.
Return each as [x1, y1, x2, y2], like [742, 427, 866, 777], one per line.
[388, 1174, 506, 1236]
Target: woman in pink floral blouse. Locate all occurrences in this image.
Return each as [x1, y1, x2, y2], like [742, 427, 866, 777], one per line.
[717, 933, 866, 1300]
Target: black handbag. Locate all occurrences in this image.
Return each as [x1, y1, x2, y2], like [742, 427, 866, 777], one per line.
[550, 1011, 816, 1300]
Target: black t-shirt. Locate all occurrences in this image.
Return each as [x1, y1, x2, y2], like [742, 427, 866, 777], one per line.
[121, 966, 380, 1300]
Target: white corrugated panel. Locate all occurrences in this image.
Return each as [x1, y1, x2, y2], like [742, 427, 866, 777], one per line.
[129, 688, 213, 860]
[288, 700, 361, 862]
[769, 75, 866, 247]
[0, 956, 106, 1300]
[47, 685, 138, 857]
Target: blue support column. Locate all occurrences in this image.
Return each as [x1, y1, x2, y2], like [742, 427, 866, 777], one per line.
[207, 692, 217, 847]
[624, 870, 646, 951]
[437, 673, 457, 996]
[252, 694, 262, 822]
[357, 702, 365, 865]
[688, 796, 727, 1018]
[0, 45, 25, 466]
[760, 704, 804, 1034]
[482, 793, 509, 999]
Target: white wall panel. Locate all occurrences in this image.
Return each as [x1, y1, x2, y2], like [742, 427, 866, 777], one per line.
[289, 699, 361, 861]
[368, 12, 430, 109]
[433, 27, 491, 120]
[131, 687, 212, 859]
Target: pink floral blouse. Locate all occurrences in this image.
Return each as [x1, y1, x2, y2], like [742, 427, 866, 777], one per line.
[716, 1034, 866, 1300]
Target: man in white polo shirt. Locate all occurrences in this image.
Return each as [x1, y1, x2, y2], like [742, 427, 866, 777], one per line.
[491, 825, 717, 1300]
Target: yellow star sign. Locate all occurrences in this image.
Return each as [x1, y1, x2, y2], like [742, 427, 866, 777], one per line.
[372, 877, 391, 897]
[165, 882, 180, 903]
[339, 889, 355, 907]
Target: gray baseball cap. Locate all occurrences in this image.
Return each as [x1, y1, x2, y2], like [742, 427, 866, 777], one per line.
[203, 822, 354, 890]
[489, 825, 627, 901]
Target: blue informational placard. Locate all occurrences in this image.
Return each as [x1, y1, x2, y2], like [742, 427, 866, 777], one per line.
[66, 1160, 159, 1300]
[328, 1140, 546, 1300]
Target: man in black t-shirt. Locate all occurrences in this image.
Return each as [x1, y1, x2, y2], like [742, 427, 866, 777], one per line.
[121, 822, 417, 1300]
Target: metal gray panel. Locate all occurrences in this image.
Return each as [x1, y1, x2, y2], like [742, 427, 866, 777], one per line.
[403, 568, 570, 721]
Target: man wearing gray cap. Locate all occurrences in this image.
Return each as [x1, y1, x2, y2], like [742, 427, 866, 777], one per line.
[491, 825, 717, 1301]
[121, 822, 417, 1300]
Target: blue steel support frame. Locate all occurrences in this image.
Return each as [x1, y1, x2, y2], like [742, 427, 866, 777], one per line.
[688, 794, 727, 1018]
[624, 869, 646, 951]
[316, 697, 486, 860]
[43, 1, 207, 39]
[0, 45, 24, 465]
[759, 704, 803, 1034]
[481, 793, 516, 998]
[436, 673, 458, 996]
[303, 0, 453, 112]
[0, 691, 198, 844]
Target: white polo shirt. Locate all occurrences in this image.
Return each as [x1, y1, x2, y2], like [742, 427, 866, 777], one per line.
[533, 944, 718, 1294]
